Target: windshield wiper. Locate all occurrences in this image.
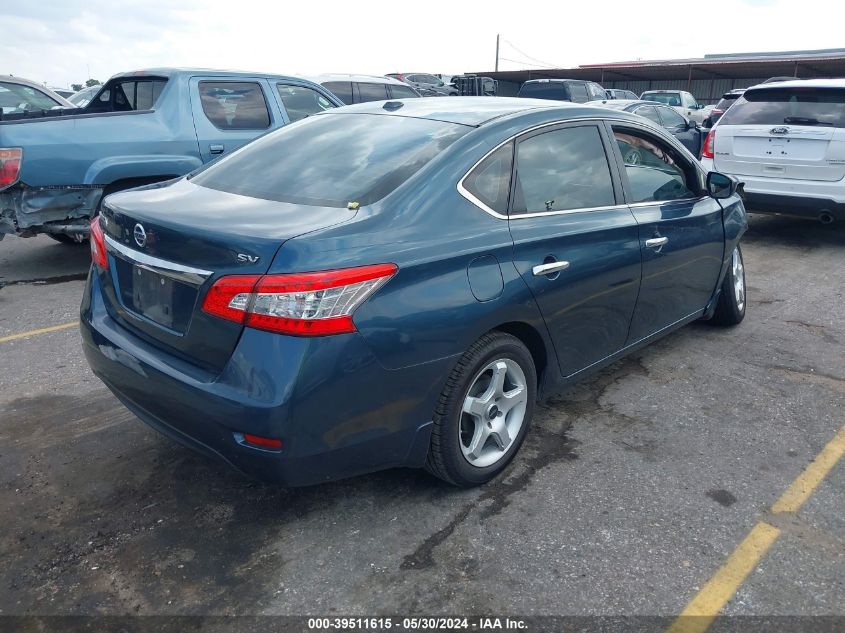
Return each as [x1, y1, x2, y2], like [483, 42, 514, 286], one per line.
[783, 116, 833, 126]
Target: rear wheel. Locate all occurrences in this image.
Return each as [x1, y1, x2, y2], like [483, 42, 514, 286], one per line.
[711, 244, 746, 326]
[426, 332, 536, 486]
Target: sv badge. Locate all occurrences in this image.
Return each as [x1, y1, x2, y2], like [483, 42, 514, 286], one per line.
[237, 253, 260, 264]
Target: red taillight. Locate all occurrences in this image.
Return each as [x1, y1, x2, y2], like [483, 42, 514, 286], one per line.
[702, 129, 715, 159]
[201, 263, 398, 336]
[89, 216, 109, 270]
[0, 148, 22, 189]
[242, 434, 283, 450]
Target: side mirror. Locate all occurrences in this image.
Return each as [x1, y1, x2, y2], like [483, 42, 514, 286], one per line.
[707, 172, 739, 199]
[687, 119, 698, 130]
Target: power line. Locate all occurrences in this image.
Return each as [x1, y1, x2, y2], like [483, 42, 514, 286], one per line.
[498, 57, 555, 69]
[501, 38, 564, 68]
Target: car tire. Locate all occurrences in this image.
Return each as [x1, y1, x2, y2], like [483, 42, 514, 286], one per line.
[425, 331, 537, 486]
[48, 233, 88, 245]
[711, 244, 746, 326]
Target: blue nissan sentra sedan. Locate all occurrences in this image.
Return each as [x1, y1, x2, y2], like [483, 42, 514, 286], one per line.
[81, 97, 747, 487]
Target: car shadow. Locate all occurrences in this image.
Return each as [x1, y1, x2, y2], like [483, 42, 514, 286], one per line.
[742, 212, 845, 249]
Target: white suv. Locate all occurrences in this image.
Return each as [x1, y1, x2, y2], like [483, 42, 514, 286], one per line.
[700, 79, 845, 223]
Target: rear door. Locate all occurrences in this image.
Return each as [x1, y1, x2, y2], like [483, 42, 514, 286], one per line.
[190, 77, 277, 162]
[505, 122, 641, 377]
[713, 85, 845, 182]
[608, 123, 724, 344]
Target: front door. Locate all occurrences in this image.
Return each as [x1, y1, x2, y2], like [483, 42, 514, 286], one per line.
[608, 123, 725, 344]
[506, 122, 642, 377]
[189, 77, 278, 163]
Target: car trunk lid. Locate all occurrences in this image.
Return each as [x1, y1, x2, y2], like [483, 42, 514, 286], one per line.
[99, 178, 357, 372]
[713, 84, 845, 182]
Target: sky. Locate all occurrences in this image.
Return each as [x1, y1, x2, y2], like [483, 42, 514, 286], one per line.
[2, 0, 843, 90]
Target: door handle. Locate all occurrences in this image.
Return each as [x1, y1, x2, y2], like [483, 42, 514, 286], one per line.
[532, 261, 570, 276]
[209, 144, 225, 155]
[645, 237, 669, 249]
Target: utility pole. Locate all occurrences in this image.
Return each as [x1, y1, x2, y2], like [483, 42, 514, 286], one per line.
[495, 34, 500, 72]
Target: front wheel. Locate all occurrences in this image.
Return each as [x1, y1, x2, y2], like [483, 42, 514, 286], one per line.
[426, 332, 537, 486]
[711, 244, 746, 326]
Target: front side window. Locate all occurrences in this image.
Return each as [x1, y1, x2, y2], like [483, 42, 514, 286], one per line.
[512, 126, 616, 214]
[463, 143, 513, 214]
[613, 128, 697, 203]
[657, 106, 686, 128]
[276, 84, 335, 122]
[0, 82, 60, 113]
[356, 82, 389, 103]
[719, 87, 845, 127]
[192, 113, 469, 207]
[199, 81, 270, 129]
[587, 83, 606, 100]
[323, 81, 353, 104]
[633, 105, 661, 124]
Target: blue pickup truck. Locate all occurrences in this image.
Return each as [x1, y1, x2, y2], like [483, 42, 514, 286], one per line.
[0, 68, 342, 243]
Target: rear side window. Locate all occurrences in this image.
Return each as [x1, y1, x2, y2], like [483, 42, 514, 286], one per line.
[276, 84, 336, 122]
[89, 79, 167, 112]
[568, 83, 589, 103]
[389, 84, 420, 99]
[356, 82, 389, 103]
[587, 83, 606, 101]
[517, 82, 568, 101]
[720, 87, 845, 127]
[192, 113, 469, 207]
[613, 128, 698, 203]
[463, 143, 513, 214]
[512, 126, 616, 214]
[199, 81, 270, 130]
[323, 81, 353, 104]
[715, 96, 738, 111]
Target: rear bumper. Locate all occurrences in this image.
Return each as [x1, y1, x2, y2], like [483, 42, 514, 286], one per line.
[0, 183, 101, 237]
[696, 163, 845, 220]
[80, 272, 449, 486]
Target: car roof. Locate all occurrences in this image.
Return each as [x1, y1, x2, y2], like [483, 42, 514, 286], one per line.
[0, 75, 75, 107]
[322, 96, 643, 127]
[522, 78, 585, 84]
[746, 78, 845, 90]
[304, 73, 407, 86]
[641, 89, 684, 94]
[585, 99, 665, 110]
[108, 68, 309, 83]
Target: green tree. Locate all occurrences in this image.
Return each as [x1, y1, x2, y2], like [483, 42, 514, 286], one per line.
[85, 79, 101, 87]
[71, 83, 83, 92]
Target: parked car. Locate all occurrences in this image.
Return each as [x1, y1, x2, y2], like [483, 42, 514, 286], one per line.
[50, 87, 75, 99]
[640, 90, 708, 124]
[763, 76, 798, 83]
[701, 78, 845, 223]
[68, 84, 102, 108]
[0, 68, 342, 243]
[309, 74, 420, 104]
[386, 73, 457, 96]
[517, 79, 607, 103]
[605, 89, 638, 100]
[81, 97, 747, 487]
[704, 89, 745, 127]
[588, 99, 705, 157]
[0, 75, 74, 115]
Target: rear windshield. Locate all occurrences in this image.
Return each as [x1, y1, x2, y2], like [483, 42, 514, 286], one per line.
[518, 82, 568, 100]
[715, 96, 739, 111]
[192, 113, 469, 207]
[641, 92, 681, 106]
[720, 87, 845, 127]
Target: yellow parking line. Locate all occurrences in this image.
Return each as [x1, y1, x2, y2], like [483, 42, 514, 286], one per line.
[771, 425, 845, 513]
[0, 321, 78, 344]
[665, 522, 780, 633]
[667, 422, 845, 633]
